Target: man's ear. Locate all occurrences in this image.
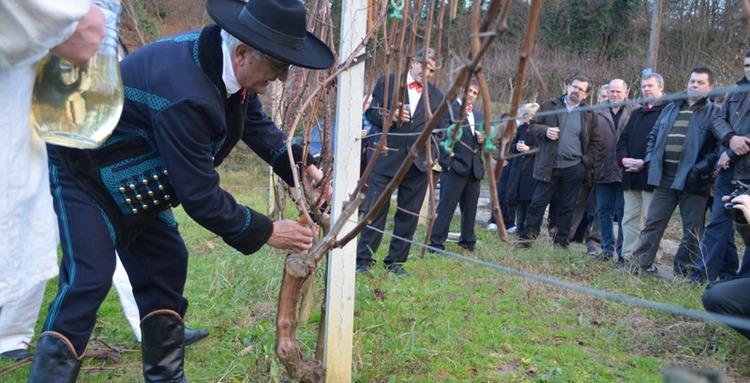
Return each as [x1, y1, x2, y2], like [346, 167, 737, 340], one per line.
[234, 44, 251, 66]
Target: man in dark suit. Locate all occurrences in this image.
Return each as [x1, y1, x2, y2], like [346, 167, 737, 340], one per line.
[429, 80, 485, 252]
[356, 48, 444, 276]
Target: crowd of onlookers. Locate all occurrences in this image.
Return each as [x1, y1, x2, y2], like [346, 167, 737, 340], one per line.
[490, 62, 746, 286]
[357, 46, 750, 293]
[355, 48, 750, 343]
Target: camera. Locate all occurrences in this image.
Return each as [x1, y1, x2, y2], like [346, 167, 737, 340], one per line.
[724, 180, 750, 224]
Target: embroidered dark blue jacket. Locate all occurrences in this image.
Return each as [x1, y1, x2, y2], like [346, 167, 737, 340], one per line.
[54, 25, 312, 254]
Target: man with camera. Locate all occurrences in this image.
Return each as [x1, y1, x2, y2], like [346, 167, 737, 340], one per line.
[702, 192, 750, 341]
[691, 50, 750, 284]
[628, 67, 719, 277]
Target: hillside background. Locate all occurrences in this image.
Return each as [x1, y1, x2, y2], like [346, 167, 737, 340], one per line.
[120, 0, 750, 111]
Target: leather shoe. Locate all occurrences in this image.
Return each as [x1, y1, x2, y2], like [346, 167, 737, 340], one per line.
[0, 348, 32, 361]
[386, 264, 410, 276]
[356, 263, 371, 274]
[184, 327, 209, 346]
[458, 243, 475, 253]
[428, 244, 444, 254]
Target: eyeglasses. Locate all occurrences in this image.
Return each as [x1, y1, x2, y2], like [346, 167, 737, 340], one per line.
[263, 55, 292, 76]
[569, 84, 589, 93]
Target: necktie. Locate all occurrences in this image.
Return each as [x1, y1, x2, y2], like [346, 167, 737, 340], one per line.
[409, 82, 423, 94]
[467, 105, 473, 113]
[645, 103, 651, 110]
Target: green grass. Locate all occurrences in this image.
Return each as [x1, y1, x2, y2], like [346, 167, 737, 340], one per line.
[3, 157, 750, 382]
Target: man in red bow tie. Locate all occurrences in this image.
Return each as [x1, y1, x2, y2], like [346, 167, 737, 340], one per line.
[356, 48, 445, 276]
[409, 81, 422, 93]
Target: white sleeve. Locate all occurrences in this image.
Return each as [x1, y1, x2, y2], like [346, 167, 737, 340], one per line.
[0, 0, 93, 68]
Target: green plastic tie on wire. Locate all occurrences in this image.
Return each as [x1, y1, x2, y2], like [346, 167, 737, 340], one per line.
[480, 121, 496, 151]
[389, 0, 404, 19]
[440, 123, 461, 154]
[488, 123, 500, 140]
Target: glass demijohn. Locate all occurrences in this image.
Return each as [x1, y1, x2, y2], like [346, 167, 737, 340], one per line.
[30, 0, 123, 149]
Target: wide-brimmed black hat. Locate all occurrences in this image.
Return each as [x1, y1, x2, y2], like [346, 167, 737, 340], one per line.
[206, 0, 334, 69]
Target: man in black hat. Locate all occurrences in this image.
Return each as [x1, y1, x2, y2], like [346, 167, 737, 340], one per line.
[27, 0, 334, 382]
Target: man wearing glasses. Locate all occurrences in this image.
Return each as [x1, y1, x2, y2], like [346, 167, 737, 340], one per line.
[517, 76, 602, 248]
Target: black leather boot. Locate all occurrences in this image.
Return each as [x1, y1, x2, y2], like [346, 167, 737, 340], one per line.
[141, 309, 188, 383]
[27, 331, 83, 383]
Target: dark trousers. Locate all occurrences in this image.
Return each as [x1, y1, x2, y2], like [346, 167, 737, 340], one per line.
[692, 171, 742, 282]
[632, 186, 707, 276]
[357, 165, 428, 266]
[515, 201, 530, 233]
[568, 184, 600, 244]
[43, 152, 188, 355]
[520, 162, 585, 246]
[596, 182, 624, 259]
[702, 277, 750, 341]
[489, 166, 516, 226]
[430, 170, 481, 249]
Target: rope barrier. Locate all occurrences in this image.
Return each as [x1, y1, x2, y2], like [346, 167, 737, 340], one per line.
[357, 84, 750, 144]
[354, 220, 750, 334]
[334, 84, 750, 333]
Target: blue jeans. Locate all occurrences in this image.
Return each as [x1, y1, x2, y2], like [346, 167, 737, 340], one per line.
[691, 171, 742, 283]
[596, 182, 624, 259]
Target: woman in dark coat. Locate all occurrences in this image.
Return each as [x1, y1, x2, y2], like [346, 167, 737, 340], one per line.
[506, 103, 540, 233]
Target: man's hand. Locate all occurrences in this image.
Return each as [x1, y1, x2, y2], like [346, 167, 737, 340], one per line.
[623, 158, 645, 172]
[476, 131, 485, 145]
[391, 104, 411, 124]
[305, 165, 331, 207]
[729, 135, 750, 156]
[50, 5, 106, 68]
[724, 194, 750, 223]
[516, 141, 530, 152]
[266, 219, 313, 253]
[546, 127, 560, 140]
[717, 151, 731, 170]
